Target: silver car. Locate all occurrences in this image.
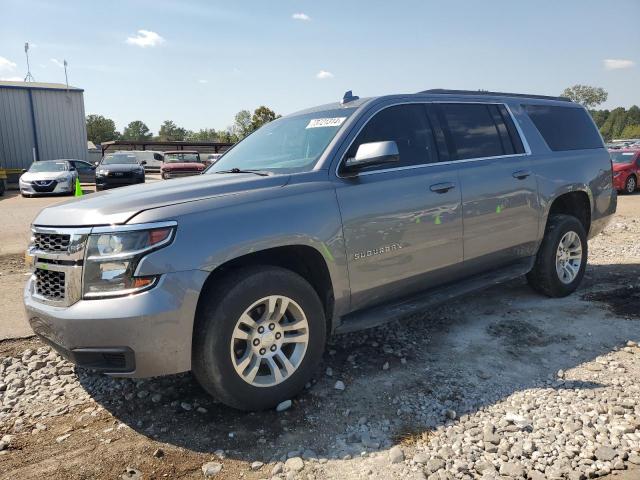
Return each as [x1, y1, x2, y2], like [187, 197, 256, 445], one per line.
[19, 160, 78, 197]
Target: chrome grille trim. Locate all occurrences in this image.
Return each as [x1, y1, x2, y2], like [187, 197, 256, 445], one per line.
[28, 226, 91, 307]
[34, 232, 71, 252]
[35, 269, 66, 300]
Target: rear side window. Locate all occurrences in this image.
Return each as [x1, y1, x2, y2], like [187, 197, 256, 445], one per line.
[347, 104, 437, 170]
[437, 104, 523, 160]
[524, 105, 603, 151]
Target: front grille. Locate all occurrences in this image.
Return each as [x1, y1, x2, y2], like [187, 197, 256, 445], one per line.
[34, 232, 71, 252]
[31, 180, 58, 193]
[35, 268, 66, 301]
[167, 171, 201, 178]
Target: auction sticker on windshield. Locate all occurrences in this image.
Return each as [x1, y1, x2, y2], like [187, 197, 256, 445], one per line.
[306, 117, 347, 129]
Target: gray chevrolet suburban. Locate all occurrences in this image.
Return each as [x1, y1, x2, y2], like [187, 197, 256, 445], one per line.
[24, 89, 616, 410]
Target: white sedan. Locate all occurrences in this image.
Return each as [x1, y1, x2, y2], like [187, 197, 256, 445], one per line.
[19, 160, 78, 197]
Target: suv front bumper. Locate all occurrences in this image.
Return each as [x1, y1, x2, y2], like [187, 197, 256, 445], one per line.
[24, 269, 208, 377]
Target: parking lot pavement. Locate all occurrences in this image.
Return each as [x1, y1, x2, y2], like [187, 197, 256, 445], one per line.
[0, 195, 639, 479]
[0, 175, 160, 340]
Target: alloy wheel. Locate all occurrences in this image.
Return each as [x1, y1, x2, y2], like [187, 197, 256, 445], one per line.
[626, 176, 636, 194]
[555, 231, 582, 284]
[230, 295, 309, 387]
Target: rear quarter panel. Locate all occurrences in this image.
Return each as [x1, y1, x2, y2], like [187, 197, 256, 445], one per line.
[510, 102, 616, 241]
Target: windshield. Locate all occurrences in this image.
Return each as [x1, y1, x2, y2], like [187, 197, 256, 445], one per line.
[28, 161, 68, 172]
[610, 151, 637, 163]
[102, 154, 138, 165]
[165, 153, 200, 163]
[210, 108, 357, 175]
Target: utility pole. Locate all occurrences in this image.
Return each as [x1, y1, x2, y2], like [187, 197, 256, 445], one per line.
[63, 60, 69, 90]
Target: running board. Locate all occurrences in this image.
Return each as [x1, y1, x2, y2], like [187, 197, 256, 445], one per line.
[335, 257, 535, 334]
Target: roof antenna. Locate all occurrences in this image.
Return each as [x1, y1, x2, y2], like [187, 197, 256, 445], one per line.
[341, 90, 359, 105]
[24, 42, 35, 82]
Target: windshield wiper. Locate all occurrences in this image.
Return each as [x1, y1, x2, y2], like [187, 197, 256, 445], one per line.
[215, 168, 270, 176]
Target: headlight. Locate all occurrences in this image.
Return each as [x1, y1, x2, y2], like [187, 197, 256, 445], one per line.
[82, 222, 176, 299]
[97, 169, 109, 176]
[613, 172, 622, 178]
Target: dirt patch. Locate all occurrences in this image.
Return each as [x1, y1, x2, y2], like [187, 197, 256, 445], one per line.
[486, 319, 574, 347]
[0, 254, 27, 275]
[0, 336, 40, 357]
[582, 286, 640, 320]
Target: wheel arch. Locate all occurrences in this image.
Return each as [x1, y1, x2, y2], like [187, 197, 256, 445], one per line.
[545, 189, 592, 235]
[193, 244, 337, 341]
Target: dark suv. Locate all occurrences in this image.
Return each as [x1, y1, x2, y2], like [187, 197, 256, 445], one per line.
[25, 89, 615, 410]
[95, 153, 146, 191]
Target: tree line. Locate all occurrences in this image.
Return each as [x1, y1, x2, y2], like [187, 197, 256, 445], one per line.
[87, 86, 640, 146]
[86, 106, 279, 145]
[561, 85, 639, 141]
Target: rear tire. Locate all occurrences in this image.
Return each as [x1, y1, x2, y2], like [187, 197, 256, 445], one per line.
[526, 214, 587, 297]
[192, 266, 326, 411]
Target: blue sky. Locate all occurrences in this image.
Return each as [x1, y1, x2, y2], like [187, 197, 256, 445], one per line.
[1, 0, 638, 135]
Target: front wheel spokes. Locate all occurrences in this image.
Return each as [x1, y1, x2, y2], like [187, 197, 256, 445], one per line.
[282, 331, 309, 345]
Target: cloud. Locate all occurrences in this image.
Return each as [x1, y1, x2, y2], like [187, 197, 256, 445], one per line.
[50, 58, 65, 68]
[126, 30, 165, 48]
[603, 58, 635, 70]
[0, 76, 22, 81]
[0, 56, 17, 73]
[316, 70, 334, 79]
[292, 13, 310, 21]
[198, 79, 208, 84]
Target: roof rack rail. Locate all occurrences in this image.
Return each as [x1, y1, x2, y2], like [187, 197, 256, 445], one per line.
[418, 89, 572, 103]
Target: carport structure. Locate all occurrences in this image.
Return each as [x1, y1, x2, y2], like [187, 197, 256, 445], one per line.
[100, 140, 233, 157]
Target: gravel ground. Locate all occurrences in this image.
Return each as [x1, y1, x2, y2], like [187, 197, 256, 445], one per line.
[1, 195, 639, 479]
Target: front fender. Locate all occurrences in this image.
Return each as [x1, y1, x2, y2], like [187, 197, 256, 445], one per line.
[131, 178, 351, 317]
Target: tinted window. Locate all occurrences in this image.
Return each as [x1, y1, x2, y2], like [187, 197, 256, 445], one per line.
[524, 105, 603, 151]
[73, 161, 93, 172]
[610, 151, 637, 164]
[438, 104, 506, 160]
[346, 104, 437, 170]
[28, 161, 68, 172]
[497, 105, 525, 154]
[102, 154, 138, 165]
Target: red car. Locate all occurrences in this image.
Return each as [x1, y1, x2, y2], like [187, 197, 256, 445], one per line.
[610, 149, 640, 194]
[160, 151, 206, 179]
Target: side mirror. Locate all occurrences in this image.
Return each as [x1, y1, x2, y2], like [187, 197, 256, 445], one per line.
[22, 169, 27, 174]
[140, 160, 147, 165]
[343, 141, 400, 174]
[94, 161, 99, 166]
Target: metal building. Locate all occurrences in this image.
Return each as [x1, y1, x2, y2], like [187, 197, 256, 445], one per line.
[0, 81, 87, 180]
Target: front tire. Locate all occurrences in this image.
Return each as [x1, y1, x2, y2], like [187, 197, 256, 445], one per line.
[193, 266, 326, 411]
[624, 175, 637, 194]
[526, 214, 587, 297]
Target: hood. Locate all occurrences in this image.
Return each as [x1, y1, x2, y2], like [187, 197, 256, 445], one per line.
[33, 173, 289, 226]
[98, 163, 143, 172]
[21, 171, 73, 182]
[161, 162, 205, 171]
[612, 162, 633, 172]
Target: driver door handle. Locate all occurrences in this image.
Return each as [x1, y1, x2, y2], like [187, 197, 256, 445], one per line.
[512, 170, 532, 180]
[430, 182, 456, 194]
